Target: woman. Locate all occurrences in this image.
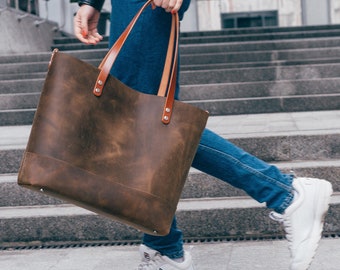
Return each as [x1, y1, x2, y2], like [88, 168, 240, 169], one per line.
[73, 1, 333, 269]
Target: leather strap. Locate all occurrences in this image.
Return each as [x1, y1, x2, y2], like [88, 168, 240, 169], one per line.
[160, 14, 179, 124]
[157, 13, 176, 98]
[93, 0, 179, 124]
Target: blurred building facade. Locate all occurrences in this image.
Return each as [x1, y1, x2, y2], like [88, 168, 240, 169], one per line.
[3, 0, 340, 34]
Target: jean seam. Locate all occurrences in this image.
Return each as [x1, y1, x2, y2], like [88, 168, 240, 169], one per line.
[199, 143, 292, 191]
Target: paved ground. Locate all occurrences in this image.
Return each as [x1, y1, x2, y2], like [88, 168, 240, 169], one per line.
[1, 238, 339, 269]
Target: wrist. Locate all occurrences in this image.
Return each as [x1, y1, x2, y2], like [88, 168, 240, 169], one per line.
[78, 0, 105, 12]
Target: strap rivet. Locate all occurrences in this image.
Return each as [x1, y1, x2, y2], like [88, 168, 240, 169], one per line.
[165, 107, 171, 113]
[163, 116, 169, 121]
[95, 88, 101, 93]
[98, 80, 103, 86]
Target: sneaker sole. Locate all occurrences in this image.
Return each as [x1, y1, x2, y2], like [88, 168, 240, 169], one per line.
[291, 178, 333, 270]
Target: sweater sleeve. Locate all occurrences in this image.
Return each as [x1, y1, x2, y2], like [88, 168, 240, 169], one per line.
[78, 0, 105, 12]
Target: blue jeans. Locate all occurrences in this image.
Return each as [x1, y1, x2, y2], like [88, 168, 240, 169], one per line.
[109, 0, 294, 259]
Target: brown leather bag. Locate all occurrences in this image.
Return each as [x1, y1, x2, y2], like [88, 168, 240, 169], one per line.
[17, 0, 208, 236]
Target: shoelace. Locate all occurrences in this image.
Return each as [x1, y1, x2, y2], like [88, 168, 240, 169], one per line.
[137, 254, 163, 270]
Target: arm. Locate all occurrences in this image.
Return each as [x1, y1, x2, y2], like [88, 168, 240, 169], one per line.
[74, 0, 184, 44]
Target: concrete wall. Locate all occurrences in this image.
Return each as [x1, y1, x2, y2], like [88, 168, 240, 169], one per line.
[331, 0, 340, 24]
[0, 7, 59, 55]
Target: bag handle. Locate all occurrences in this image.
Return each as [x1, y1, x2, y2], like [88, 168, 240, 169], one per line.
[93, 0, 179, 124]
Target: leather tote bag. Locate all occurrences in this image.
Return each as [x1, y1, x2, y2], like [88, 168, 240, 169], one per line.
[17, 0, 209, 236]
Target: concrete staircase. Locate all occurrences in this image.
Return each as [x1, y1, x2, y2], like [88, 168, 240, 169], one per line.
[1, 25, 340, 248]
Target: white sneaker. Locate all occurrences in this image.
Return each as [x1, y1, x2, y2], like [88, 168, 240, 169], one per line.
[270, 177, 333, 270]
[136, 244, 195, 270]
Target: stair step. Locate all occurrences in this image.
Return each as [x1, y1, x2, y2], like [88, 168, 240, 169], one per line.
[1, 159, 339, 207]
[1, 111, 340, 173]
[180, 78, 340, 100]
[181, 57, 340, 71]
[180, 37, 340, 54]
[2, 77, 340, 100]
[0, 108, 35, 126]
[2, 62, 340, 82]
[179, 29, 340, 44]
[5, 48, 340, 75]
[189, 93, 340, 115]
[0, 52, 51, 64]
[180, 24, 340, 37]
[1, 94, 339, 126]
[180, 63, 340, 85]
[0, 79, 44, 94]
[180, 47, 340, 66]
[0, 72, 46, 81]
[0, 194, 339, 244]
[0, 93, 39, 110]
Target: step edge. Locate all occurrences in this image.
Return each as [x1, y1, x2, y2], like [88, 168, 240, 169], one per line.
[1, 193, 339, 219]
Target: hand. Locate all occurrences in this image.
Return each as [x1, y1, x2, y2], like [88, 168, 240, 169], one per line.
[74, 5, 103, 45]
[152, 0, 183, 13]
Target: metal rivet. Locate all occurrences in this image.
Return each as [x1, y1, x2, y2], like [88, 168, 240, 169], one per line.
[163, 116, 169, 121]
[153, 230, 158, 234]
[98, 80, 103, 86]
[165, 107, 171, 113]
[95, 88, 101, 93]
[40, 188, 44, 192]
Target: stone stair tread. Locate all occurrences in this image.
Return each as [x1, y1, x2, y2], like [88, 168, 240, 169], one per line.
[179, 30, 340, 44]
[188, 94, 340, 115]
[1, 110, 339, 150]
[181, 57, 340, 71]
[1, 156, 339, 208]
[0, 72, 46, 80]
[2, 77, 340, 97]
[2, 88, 340, 113]
[180, 37, 340, 54]
[181, 24, 340, 37]
[180, 62, 340, 84]
[1, 193, 339, 221]
[205, 110, 340, 138]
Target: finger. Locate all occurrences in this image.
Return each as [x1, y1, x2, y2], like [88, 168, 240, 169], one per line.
[153, 0, 170, 10]
[87, 31, 103, 45]
[151, 1, 156, 9]
[166, 0, 176, 12]
[152, 0, 162, 7]
[172, 0, 183, 12]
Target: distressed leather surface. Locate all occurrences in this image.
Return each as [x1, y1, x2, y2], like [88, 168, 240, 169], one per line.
[18, 51, 208, 235]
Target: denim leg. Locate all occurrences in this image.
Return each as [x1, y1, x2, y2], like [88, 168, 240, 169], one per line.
[192, 129, 294, 214]
[142, 217, 184, 259]
[142, 128, 294, 258]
